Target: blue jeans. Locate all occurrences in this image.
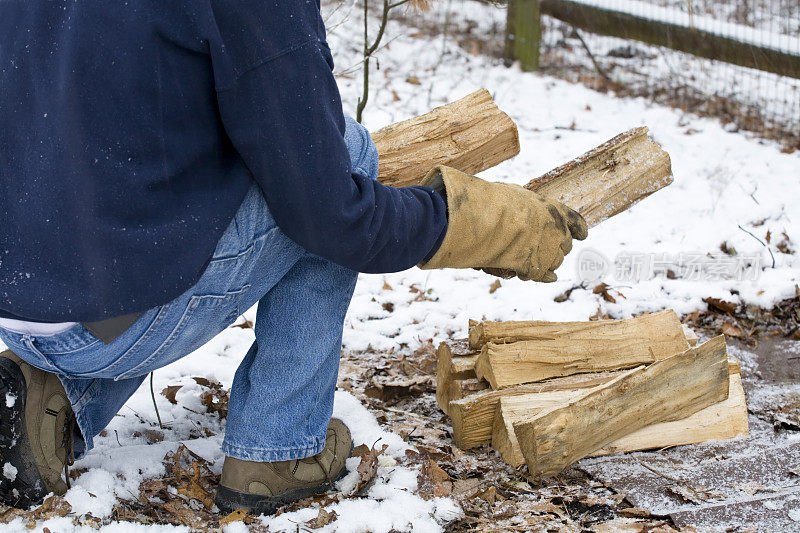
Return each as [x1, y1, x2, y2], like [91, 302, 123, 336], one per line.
[0, 117, 377, 462]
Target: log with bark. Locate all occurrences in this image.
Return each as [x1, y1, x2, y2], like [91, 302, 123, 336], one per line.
[438, 312, 698, 434]
[524, 127, 673, 227]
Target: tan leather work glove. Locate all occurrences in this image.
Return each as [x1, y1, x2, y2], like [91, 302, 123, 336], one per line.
[418, 165, 588, 282]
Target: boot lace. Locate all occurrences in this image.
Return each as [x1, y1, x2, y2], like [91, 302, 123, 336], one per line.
[312, 454, 334, 490]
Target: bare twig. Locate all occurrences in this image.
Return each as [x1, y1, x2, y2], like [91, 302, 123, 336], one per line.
[572, 27, 612, 82]
[738, 224, 776, 268]
[356, 0, 426, 122]
[637, 460, 685, 483]
[150, 372, 164, 429]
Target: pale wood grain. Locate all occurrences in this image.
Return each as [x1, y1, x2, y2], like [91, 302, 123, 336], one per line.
[448, 371, 620, 449]
[373, 89, 520, 188]
[513, 336, 730, 478]
[525, 127, 673, 227]
[473, 311, 689, 388]
[493, 367, 748, 467]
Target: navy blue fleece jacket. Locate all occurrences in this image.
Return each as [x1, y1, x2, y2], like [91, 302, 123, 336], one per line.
[0, 0, 448, 322]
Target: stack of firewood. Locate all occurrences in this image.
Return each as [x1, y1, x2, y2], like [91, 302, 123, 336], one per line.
[436, 311, 749, 477]
[373, 92, 747, 475]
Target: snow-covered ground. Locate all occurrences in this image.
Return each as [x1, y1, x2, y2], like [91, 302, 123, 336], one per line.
[1, 1, 799, 531]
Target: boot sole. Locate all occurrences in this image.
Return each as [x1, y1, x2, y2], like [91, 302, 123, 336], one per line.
[0, 357, 49, 508]
[215, 464, 350, 516]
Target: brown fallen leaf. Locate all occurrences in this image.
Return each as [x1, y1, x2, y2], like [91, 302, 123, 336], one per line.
[417, 458, 452, 499]
[363, 376, 429, 402]
[353, 443, 389, 493]
[307, 508, 338, 529]
[405, 445, 450, 464]
[176, 462, 215, 510]
[489, 279, 501, 294]
[618, 507, 650, 517]
[720, 241, 737, 256]
[478, 486, 505, 505]
[594, 282, 624, 303]
[722, 322, 745, 338]
[220, 508, 256, 527]
[703, 297, 738, 314]
[132, 429, 165, 443]
[683, 310, 701, 323]
[554, 285, 577, 303]
[161, 385, 182, 404]
[451, 478, 484, 499]
[589, 305, 611, 321]
[162, 499, 203, 528]
[593, 282, 615, 303]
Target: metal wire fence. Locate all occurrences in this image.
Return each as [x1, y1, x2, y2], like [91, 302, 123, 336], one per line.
[332, 0, 800, 148]
[533, 0, 800, 147]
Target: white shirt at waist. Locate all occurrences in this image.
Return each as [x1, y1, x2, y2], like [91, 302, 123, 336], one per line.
[0, 318, 77, 336]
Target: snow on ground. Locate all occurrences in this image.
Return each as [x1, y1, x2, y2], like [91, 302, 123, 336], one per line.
[1, 0, 799, 531]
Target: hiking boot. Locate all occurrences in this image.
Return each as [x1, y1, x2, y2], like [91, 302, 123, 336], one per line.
[0, 350, 76, 508]
[215, 418, 352, 515]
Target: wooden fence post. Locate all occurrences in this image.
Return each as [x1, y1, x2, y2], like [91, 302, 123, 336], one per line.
[505, 0, 541, 71]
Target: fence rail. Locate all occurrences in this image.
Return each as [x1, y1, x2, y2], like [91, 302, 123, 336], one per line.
[504, 0, 800, 147]
[532, 0, 800, 78]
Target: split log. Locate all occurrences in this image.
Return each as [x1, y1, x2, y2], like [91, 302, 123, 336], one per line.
[469, 310, 685, 350]
[473, 311, 689, 389]
[513, 336, 730, 478]
[441, 378, 490, 416]
[591, 370, 748, 456]
[437, 321, 700, 414]
[373, 89, 520, 188]
[682, 324, 699, 346]
[493, 387, 599, 467]
[448, 371, 621, 449]
[493, 363, 748, 467]
[525, 127, 673, 227]
[436, 342, 488, 415]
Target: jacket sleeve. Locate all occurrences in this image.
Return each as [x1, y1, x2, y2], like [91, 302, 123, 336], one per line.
[208, 1, 447, 273]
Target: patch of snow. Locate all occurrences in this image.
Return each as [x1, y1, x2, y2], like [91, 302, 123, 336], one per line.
[3, 462, 17, 481]
[763, 498, 784, 510]
[5, 392, 16, 408]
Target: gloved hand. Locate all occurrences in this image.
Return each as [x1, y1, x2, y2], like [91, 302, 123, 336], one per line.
[418, 165, 588, 282]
